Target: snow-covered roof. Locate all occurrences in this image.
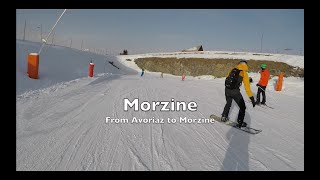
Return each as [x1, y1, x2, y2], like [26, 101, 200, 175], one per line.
[182, 45, 203, 52]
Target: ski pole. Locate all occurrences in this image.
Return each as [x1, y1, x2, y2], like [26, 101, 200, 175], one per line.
[258, 85, 265, 92]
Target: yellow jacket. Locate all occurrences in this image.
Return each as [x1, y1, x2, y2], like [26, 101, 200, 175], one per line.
[226, 63, 253, 98]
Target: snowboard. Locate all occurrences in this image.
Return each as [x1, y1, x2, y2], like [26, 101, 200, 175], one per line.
[210, 114, 262, 134]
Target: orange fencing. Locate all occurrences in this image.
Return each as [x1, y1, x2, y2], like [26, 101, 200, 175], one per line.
[27, 53, 39, 79]
[276, 73, 284, 91]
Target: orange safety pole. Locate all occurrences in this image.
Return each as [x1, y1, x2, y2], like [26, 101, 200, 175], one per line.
[276, 73, 284, 91]
[89, 62, 94, 77]
[27, 53, 39, 79]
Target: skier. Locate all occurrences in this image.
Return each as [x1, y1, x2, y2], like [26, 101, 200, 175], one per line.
[221, 60, 256, 128]
[141, 68, 145, 77]
[256, 64, 270, 105]
[160, 72, 163, 78]
[182, 73, 185, 81]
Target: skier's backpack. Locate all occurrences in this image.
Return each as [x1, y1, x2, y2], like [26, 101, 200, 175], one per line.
[225, 68, 242, 89]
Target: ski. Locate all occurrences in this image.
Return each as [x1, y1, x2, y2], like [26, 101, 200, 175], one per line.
[261, 104, 274, 109]
[257, 104, 274, 109]
[245, 100, 274, 109]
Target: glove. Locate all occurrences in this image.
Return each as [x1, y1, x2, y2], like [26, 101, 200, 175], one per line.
[249, 96, 256, 108]
[256, 84, 258, 87]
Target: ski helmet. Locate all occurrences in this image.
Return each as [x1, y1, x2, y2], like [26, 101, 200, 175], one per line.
[239, 59, 247, 64]
[261, 64, 267, 68]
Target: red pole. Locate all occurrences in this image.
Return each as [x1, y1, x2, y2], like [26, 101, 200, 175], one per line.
[89, 62, 94, 77]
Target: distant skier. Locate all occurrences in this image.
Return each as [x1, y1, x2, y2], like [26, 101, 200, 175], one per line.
[182, 73, 185, 81]
[256, 64, 270, 105]
[160, 72, 163, 78]
[141, 68, 145, 77]
[221, 60, 256, 128]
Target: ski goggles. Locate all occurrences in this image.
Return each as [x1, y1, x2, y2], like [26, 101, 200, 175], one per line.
[239, 60, 247, 64]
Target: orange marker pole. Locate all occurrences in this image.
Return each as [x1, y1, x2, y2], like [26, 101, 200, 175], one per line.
[276, 73, 284, 91]
[27, 53, 39, 79]
[89, 62, 94, 77]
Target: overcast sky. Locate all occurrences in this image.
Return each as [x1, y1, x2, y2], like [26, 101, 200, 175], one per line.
[16, 9, 304, 55]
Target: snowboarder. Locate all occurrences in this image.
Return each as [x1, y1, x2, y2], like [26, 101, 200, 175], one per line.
[256, 64, 270, 105]
[141, 68, 145, 77]
[221, 60, 256, 128]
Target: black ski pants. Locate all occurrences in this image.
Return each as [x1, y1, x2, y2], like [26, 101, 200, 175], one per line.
[222, 88, 246, 123]
[256, 85, 266, 104]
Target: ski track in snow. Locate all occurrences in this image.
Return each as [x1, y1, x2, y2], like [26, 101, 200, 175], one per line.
[16, 73, 303, 171]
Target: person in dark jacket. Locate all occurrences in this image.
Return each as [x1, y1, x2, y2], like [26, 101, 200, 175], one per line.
[141, 68, 145, 77]
[221, 60, 256, 128]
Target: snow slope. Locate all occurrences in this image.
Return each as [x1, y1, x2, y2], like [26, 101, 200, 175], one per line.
[16, 40, 136, 95]
[16, 41, 304, 171]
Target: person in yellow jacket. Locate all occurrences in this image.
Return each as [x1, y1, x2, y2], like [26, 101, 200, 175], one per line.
[221, 60, 256, 128]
